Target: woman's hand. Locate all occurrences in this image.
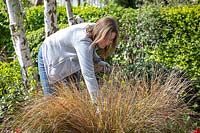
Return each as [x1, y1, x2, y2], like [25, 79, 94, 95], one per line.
[97, 61, 111, 74]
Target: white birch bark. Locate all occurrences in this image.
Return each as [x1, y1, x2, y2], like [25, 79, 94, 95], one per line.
[65, 0, 84, 26]
[6, 0, 33, 88]
[65, 0, 75, 26]
[44, 0, 59, 37]
[86, 0, 102, 7]
[35, 0, 43, 5]
[77, 0, 81, 6]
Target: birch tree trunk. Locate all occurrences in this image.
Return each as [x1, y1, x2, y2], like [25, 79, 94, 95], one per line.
[6, 0, 33, 88]
[65, 0, 75, 26]
[44, 0, 59, 37]
[65, 0, 84, 25]
[35, 0, 43, 6]
[77, 0, 81, 6]
[86, 0, 102, 6]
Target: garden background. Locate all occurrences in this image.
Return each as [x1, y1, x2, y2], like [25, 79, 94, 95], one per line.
[0, 0, 200, 132]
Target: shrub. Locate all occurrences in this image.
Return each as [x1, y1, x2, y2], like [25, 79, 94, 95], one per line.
[0, 60, 41, 130]
[25, 6, 44, 32]
[112, 6, 165, 68]
[0, 2, 13, 59]
[26, 27, 45, 65]
[150, 5, 200, 112]
[15, 70, 194, 132]
[114, 0, 137, 8]
[0, 61, 28, 121]
[151, 5, 200, 78]
[141, 0, 196, 6]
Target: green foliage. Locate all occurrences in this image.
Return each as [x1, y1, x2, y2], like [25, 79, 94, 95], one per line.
[27, 66, 40, 91]
[151, 5, 200, 78]
[0, 60, 40, 129]
[150, 5, 200, 112]
[26, 27, 45, 65]
[141, 0, 195, 6]
[0, 1, 13, 59]
[0, 61, 29, 120]
[20, 0, 33, 8]
[113, 0, 198, 8]
[73, 6, 105, 22]
[25, 6, 44, 32]
[113, 0, 137, 8]
[134, 6, 166, 47]
[112, 5, 166, 77]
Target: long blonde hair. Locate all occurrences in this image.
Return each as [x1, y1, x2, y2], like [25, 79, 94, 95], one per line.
[86, 16, 119, 59]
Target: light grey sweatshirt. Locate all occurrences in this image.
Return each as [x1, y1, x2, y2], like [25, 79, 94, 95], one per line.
[41, 23, 101, 101]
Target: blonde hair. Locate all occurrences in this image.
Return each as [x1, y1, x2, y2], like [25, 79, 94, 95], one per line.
[86, 16, 119, 59]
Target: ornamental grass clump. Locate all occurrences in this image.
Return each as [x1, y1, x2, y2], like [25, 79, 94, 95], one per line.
[15, 70, 194, 132]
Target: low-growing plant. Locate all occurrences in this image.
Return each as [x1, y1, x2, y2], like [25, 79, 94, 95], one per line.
[14, 68, 194, 132]
[0, 60, 27, 128]
[0, 60, 41, 131]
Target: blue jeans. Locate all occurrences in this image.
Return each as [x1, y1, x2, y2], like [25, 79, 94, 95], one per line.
[38, 46, 80, 96]
[38, 46, 53, 95]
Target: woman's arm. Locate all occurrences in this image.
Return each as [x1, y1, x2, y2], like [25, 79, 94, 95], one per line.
[74, 38, 101, 103]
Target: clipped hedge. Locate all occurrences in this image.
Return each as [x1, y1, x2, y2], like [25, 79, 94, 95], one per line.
[151, 5, 200, 78]
[25, 6, 44, 32]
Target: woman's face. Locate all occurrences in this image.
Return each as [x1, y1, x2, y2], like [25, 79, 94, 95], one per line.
[98, 32, 116, 49]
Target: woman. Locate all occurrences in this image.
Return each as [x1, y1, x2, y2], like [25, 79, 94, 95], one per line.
[38, 16, 119, 103]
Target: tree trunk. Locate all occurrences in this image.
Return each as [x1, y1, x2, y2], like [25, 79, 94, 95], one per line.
[44, 0, 59, 37]
[77, 0, 81, 6]
[65, 0, 84, 25]
[6, 0, 34, 88]
[85, 0, 103, 6]
[65, 0, 75, 26]
[35, 0, 43, 6]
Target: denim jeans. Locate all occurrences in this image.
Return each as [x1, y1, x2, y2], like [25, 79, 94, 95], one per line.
[38, 46, 53, 95]
[38, 46, 80, 96]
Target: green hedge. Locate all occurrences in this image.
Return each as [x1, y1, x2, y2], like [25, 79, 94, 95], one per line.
[0, 61, 28, 120]
[151, 5, 200, 78]
[25, 6, 45, 32]
[0, 61, 40, 126]
[0, 2, 13, 59]
[27, 27, 45, 65]
[149, 5, 200, 112]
